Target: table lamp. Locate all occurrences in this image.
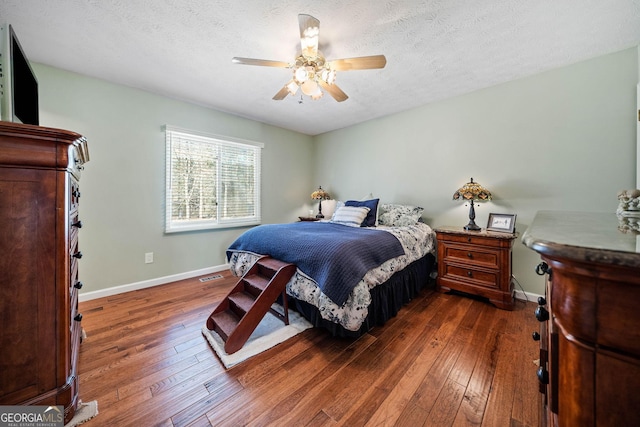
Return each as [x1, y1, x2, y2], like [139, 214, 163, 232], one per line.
[453, 177, 492, 231]
[311, 186, 330, 218]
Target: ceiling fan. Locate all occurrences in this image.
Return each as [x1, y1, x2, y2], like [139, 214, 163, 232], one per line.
[232, 14, 387, 102]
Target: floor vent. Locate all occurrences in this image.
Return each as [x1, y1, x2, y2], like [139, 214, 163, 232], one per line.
[199, 274, 223, 283]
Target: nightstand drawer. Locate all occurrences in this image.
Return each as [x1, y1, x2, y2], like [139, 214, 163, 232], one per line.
[439, 232, 507, 248]
[443, 264, 499, 289]
[443, 246, 499, 268]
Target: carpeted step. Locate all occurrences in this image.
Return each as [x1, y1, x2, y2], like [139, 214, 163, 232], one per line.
[243, 274, 269, 296]
[228, 291, 257, 317]
[257, 257, 294, 277]
[210, 310, 239, 341]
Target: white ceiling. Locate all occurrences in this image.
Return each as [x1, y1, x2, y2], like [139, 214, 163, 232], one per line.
[2, 0, 640, 135]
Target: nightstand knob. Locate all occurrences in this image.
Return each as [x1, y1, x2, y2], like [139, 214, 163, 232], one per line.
[467, 237, 472, 242]
[467, 271, 473, 277]
[467, 252, 472, 258]
[74, 281, 83, 289]
[537, 297, 547, 306]
[532, 332, 540, 341]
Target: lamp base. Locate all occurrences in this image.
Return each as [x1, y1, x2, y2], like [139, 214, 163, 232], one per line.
[464, 222, 481, 231]
[464, 200, 481, 231]
[315, 199, 325, 219]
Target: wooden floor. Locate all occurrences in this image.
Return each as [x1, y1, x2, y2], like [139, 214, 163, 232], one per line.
[78, 271, 540, 427]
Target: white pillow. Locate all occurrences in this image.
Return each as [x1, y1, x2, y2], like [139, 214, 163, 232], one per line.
[330, 206, 370, 227]
[330, 201, 345, 220]
[320, 199, 338, 219]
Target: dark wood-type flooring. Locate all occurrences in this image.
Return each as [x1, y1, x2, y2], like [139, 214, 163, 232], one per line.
[78, 271, 540, 426]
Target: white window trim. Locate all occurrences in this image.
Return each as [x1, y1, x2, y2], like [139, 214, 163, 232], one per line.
[164, 125, 263, 233]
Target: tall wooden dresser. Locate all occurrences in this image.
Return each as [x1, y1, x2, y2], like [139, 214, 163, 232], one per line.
[523, 211, 640, 427]
[0, 122, 89, 424]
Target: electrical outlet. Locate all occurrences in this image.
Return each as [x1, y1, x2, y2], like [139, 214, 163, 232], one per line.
[145, 252, 154, 264]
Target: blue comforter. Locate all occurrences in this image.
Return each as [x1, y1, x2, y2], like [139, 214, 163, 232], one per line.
[226, 222, 405, 306]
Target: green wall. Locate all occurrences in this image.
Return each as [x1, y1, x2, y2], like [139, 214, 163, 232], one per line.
[33, 46, 638, 299]
[33, 64, 314, 296]
[314, 47, 639, 296]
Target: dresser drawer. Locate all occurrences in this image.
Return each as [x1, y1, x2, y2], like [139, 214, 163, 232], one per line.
[69, 283, 81, 376]
[443, 245, 499, 269]
[442, 264, 499, 289]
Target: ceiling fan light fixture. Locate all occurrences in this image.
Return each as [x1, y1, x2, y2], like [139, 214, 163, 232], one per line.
[286, 80, 299, 96]
[294, 66, 308, 83]
[301, 79, 319, 96]
[310, 88, 323, 100]
[321, 68, 336, 85]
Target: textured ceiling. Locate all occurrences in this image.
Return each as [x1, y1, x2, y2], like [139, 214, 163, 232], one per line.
[1, 0, 640, 135]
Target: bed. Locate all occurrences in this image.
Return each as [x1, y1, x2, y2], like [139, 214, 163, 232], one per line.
[226, 202, 437, 337]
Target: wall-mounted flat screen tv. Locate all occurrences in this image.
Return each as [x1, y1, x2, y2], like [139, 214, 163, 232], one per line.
[0, 24, 39, 126]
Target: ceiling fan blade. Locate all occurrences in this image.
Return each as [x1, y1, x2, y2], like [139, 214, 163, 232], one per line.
[272, 84, 290, 100]
[299, 14, 320, 59]
[232, 57, 289, 68]
[329, 55, 387, 71]
[319, 80, 348, 102]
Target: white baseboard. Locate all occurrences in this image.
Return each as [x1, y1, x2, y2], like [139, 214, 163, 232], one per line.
[78, 264, 230, 302]
[514, 289, 544, 304]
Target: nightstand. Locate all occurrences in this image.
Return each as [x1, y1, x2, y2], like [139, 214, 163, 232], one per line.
[435, 226, 517, 310]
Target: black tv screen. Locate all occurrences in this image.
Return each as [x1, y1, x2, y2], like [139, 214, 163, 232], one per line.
[10, 25, 38, 126]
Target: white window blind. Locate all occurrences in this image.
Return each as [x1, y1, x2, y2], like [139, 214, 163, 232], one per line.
[164, 126, 262, 233]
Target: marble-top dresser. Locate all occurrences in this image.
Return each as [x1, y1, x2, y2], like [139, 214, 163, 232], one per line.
[522, 211, 640, 427]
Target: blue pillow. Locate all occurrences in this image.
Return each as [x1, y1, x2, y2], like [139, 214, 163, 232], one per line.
[345, 199, 379, 227]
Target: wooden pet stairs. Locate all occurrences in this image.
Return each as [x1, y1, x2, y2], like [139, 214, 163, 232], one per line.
[206, 256, 296, 354]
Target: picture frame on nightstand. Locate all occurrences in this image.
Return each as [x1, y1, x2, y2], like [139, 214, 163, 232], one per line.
[486, 213, 516, 233]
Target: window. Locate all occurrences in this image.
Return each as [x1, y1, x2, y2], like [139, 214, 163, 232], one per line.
[164, 126, 262, 233]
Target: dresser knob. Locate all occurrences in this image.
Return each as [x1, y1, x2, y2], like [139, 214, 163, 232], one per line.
[74, 281, 83, 289]
[72, 220, 83, 228]
[535, 262, 552, 276]
[532, 331, 540, 341]
[535, 306, 549, 322]
[73, 251, 83, 259]
[467, 237, 472, 242]
[467, 252, 472, 258]
[537, 296, 547, 306]
[537, 367, 549, 384]
[74, 313, 83, 322]
[467, 271, 473, 277]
